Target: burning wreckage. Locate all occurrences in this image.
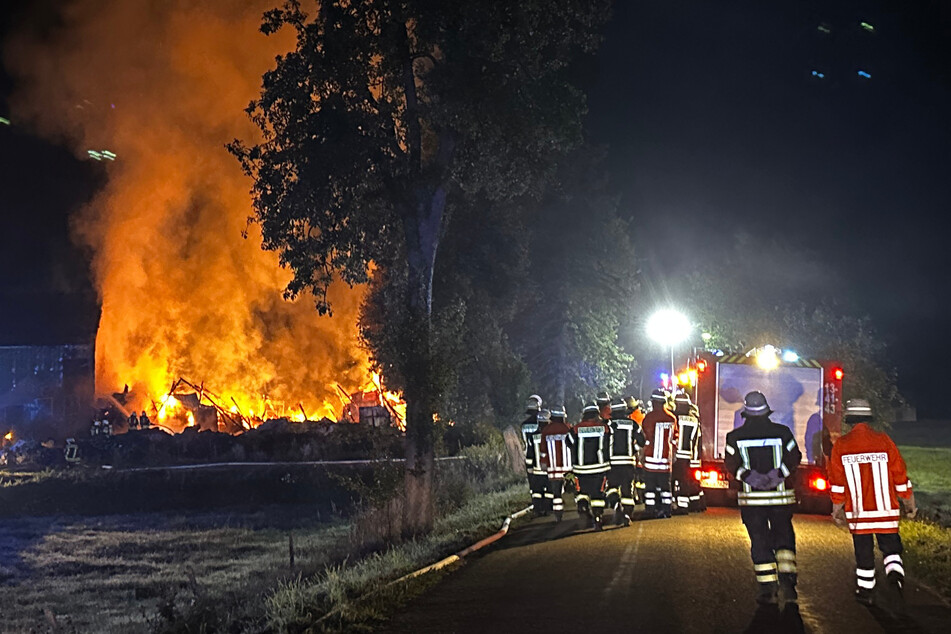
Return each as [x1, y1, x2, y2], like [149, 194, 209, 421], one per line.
[100, 373, 406, 436]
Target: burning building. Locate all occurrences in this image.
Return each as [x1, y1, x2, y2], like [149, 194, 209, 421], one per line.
[3, 0, 398, 428]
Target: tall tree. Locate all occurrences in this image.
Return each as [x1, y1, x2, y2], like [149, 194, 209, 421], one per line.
[513, 150, 637, 412]
[231, 0, 610, 533]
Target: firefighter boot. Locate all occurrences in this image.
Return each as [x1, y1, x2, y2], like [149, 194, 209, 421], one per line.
[855, 587, 875, 606]
[554, 510, 563, 523]
[614, 506, 625, 526]
[756, 582, 779, 606]
[593, 513, 604, 532]
[779, 573, 798, 604]
[887, 571, 905, 601]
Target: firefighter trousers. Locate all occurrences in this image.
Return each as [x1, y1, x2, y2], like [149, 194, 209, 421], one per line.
[606, 464, 637, 518]
[527, 472, 551, 514]
[741, 505, 797, 590]
[853, 533, 903, 591]
[548, 477, 566, 516]
[576, 473, 607, 519]
[643, 470, 672, 516]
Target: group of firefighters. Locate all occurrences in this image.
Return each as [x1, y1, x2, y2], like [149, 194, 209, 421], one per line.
[520, 388, 705, 531]
[89, 410, 151, 437]
[521, 388, 918, 608]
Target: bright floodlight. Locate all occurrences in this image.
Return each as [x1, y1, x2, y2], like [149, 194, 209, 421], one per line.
[782, 350, 799, 363]
[756, 345, 780, 370]
[646, 309, 691, 347]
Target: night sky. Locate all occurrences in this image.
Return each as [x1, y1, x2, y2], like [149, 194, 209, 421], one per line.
[2, 1, 950, 414]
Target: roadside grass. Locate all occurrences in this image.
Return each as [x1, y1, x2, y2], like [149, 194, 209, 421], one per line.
[901, 519, 951, 600]
[264, 482, 528, 633]
[898, 446, 951, 523]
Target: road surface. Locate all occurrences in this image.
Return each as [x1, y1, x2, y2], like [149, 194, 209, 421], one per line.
[388, 508, 950, 633]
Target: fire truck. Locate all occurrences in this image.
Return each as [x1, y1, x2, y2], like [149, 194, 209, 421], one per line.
[675, 346, 843, 513]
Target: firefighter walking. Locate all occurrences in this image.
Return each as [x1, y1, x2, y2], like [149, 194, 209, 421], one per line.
[672, 391, 704, 513]
[641, 388, 677, 518]
[573, 402, 611, 531]
[539, 406, 575, 523]
[829, 398, 917, 605]
[606, 397, 643, 526]
[521, 395, 550, 516]
[725, 391, 802, 606]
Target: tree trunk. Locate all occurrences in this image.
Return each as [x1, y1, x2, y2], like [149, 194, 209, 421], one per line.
[400, 184, 446, 536]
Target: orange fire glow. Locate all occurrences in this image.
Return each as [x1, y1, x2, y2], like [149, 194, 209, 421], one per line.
[5, 0, 383, 429]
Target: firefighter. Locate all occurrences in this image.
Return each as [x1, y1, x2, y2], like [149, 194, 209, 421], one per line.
[140, 410, 151, 429]
[90, 418, 101, 437]
[641, 388, 677, 518]
[539, 405, 574, 523]
[573, 402, 612, 531]
[606, 397, 644, 526]
[521, 395, 550, 516]
[725, 391, 802, 606]
[128, 411, 139, 430]
[672, 391, 704, 513]
[829, 399, 917, 605]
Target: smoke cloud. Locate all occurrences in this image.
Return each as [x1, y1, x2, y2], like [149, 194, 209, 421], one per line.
[4, 0, 368, 419]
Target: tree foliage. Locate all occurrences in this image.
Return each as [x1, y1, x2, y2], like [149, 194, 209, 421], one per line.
[231, 0, 611, 533]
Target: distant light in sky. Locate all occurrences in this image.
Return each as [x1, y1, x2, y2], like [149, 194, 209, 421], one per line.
[87, 149, 116, 161]
[782, 350, 800, 363]
[858, 70, 872, 79]
[0, 116, 10, 125]
[811, 70, 826, 79]
[817, 23, 831, 35]
[860, 22, 875, 33]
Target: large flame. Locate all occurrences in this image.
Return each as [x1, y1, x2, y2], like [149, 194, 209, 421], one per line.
[3, 0, 378, 426]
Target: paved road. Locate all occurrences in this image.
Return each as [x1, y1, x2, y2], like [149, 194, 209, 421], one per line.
[388, 508, 950, 633]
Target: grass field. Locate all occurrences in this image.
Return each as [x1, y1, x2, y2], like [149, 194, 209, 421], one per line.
[0, 440, 526, 633]
[0, 505, 350, 633]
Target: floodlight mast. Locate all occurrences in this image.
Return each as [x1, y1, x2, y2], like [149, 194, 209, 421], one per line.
[646, 309, 691, 379]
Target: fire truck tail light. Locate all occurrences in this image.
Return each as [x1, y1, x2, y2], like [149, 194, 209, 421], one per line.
[697, 360, 707, 373]
[834, 368, 844, 380]
[811, 477, 828, 491]
[693, 469, 703, 481]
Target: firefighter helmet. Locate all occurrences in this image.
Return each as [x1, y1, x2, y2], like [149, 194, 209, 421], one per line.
[595, 391, 611, 406]
[610, 398, 627, 416]
[582, 402, 600, 420]
[537, 408, 551, 424]
[650, 388, 669, 401]
[550, 406, 566, 420]
[844, 398, 873, 421]
[526, 394, 543, 413]
[624, 395, 641, 412]
[674, 391, 692, 405]
[742, 391, 772, 416]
